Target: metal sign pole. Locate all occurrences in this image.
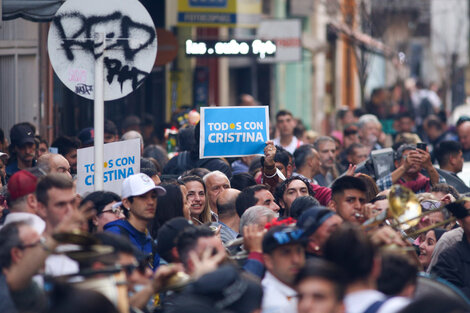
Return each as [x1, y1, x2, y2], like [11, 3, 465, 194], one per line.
[94, 32, 105, 191]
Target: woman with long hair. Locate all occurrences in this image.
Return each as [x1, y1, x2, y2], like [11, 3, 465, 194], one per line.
[150, 182, 190, 238]
[179, 175, 212, 225]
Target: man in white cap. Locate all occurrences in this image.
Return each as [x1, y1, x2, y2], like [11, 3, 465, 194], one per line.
[104, 173, 166, 269]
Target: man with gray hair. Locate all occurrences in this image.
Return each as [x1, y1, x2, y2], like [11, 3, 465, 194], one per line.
[358, 114, 382, 151]
[313, 136, 337, 187]
[239, 205, 278, 236]
[203, 170, 230, 215]
[121, 130, 144, 154]
[36, 153, 72, 178]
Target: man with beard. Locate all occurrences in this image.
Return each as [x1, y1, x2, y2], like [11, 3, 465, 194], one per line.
[6, 123, 36, 179]
[275, 176, 315, 217]
[376, 144, 444, 193]
[358, 114, 382, 151]
[313, 137, 337, 187]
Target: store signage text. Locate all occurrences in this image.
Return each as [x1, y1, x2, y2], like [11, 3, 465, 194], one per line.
[185, 39, 276, 58]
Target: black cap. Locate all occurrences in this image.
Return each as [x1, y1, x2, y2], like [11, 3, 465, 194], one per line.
[297, 207, 336, 238]
[78, 127, 94, 146]
[189, 265, 263, 312]
[262, 225, 305, 254]
[10, 124, 35, 147]
[157, 217, 196, 257]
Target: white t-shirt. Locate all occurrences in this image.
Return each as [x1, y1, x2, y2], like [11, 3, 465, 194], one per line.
[261, 271, 298, 313]
[273, 136, 303, 154]
[45, 255, 79, 277]
[344, 289, 409, 313]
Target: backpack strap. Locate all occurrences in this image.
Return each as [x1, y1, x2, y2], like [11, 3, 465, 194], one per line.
[363, 299, 388, 313]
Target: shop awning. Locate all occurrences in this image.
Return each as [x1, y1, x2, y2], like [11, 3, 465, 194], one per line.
[2, 0, 64, 22]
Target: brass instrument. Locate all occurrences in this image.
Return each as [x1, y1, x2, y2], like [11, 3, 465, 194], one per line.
[160, 269, 192, 292]
[363, 185, 455, 239]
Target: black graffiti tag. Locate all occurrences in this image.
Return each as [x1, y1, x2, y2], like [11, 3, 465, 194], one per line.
[53, 11, 156, 61]
[104, 57, 148, 91]
[75, 83, 93, 95]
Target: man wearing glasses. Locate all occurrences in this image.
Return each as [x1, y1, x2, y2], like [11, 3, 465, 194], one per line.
[0, 206, 91, 312]
[0, 221, 47, 312]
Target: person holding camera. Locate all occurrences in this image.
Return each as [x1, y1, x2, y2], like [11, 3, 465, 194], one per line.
[376, 143, 445, 193]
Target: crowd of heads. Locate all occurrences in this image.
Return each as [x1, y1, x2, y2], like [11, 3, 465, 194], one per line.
[1, 87, 470, 313]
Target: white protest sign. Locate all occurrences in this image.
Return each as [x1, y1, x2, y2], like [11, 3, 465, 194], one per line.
[77, 139, 141, 196]
[47, 0, 157, 101]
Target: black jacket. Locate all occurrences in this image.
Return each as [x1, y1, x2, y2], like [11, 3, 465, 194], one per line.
[163, 151, 232, 178]
[432, 235, 470, 298]
[435, 168, 470, 194]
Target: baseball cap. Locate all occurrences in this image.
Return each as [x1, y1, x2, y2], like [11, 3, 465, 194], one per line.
[262, 225, 305, 254]
[157, 217, 196, 258]
[121, 173, 166, 199]
[10, 124, 35, 147]
[78, 127, 94, 146]
[297, 207, 336, 238]
[0, 152, 8, 160]
[8, 170, 38, 201]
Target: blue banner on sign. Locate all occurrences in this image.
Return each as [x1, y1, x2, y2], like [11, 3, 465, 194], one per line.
[178, 12, 236, 24]
[189, 0, 227, 8]
[200, 106, 269, 158]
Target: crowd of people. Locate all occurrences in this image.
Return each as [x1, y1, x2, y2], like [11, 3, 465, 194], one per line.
[1, 84, 470, 313]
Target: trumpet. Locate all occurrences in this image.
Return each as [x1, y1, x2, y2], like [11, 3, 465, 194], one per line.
[362, 185, 455, 239]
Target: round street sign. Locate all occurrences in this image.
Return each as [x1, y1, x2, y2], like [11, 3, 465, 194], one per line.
[47, 0, 157, 101]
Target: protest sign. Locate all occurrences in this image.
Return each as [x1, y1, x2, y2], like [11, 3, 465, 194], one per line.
[200, 106, 269, 158]
[77, 139, 140, 196]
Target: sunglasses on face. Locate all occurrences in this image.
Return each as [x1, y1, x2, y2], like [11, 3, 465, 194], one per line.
[421, 200, 442, 211]
[121, 260, 148, 275]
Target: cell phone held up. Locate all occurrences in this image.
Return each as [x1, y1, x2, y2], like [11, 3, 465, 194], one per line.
[417, 143, 427, 151]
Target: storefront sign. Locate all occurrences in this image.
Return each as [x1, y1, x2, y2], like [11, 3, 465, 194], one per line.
[185, 39, 276, 58]
[178, 0, 261, 28]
